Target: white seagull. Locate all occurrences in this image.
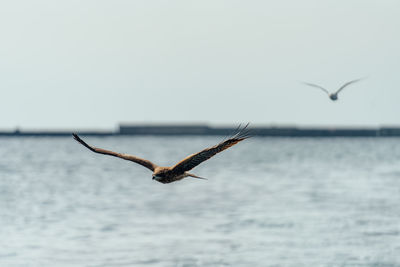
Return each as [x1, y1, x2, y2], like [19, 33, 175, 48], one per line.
[302, 78, 364, 101]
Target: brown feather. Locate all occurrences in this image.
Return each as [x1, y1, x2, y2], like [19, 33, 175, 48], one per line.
[72, 134, 157, 171]
[170, 125, 250, 174]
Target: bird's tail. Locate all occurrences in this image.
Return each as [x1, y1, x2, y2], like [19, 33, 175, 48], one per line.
[187, 173, 207, 180]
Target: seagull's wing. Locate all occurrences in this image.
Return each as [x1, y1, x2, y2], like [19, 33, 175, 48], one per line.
[72, 133, 157, 171]
[302, 82, 330, 95]
[335, 78, 364, 94]
[170, 124, 251, 174]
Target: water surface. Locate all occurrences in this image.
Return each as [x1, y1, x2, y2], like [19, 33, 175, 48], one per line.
[1, 137, 400, 266]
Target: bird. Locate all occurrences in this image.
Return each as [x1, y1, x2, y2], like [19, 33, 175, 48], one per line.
[302, 78, 364, 101]
[72, 124, 251, 184]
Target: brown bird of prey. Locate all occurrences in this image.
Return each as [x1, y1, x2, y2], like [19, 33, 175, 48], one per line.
[302, 78, 364, 101]
[72, 125, 250, 184]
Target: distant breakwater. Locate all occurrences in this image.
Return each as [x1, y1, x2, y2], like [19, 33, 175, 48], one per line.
[0, 124, 400, 137]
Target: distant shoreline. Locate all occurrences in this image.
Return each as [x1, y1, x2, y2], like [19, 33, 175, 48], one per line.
[1, 124, 400, 137]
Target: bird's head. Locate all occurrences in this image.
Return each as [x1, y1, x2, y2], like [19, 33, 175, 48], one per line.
[152, 169, 167, 181]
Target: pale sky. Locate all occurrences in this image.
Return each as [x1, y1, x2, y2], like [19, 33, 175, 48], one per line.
[0, 0, 399, 130]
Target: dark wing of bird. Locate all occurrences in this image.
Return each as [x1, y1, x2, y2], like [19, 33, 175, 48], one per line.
[170, 124, 251, 174]
[335, 78, 364, 94]
[302, 82, 330, 95]
[72, 133, 157, 171]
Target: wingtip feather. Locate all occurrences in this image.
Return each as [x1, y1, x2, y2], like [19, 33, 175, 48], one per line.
[232, 123, 252, 141]
[72, 133, 82, 142]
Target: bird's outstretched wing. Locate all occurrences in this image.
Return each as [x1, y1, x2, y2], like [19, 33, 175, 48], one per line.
[72, 134, 157, 171]
[302, 82, 330, 95]
[335, 78, 364, 94]
[170, 124, 251, 174]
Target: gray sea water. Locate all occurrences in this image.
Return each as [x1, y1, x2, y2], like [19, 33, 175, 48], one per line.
[1, 136, 400, 267]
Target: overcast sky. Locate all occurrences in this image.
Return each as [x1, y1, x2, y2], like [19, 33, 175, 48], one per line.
[0, 0, 399, 130]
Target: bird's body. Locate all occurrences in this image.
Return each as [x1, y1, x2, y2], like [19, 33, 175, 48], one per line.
[329, 93, 338, 101]
[151, 167, 192, 184]
[72, 125, 250, 184]
[303, 78, 364, 101]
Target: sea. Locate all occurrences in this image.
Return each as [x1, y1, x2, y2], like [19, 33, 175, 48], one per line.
[1, 136, 399, 267]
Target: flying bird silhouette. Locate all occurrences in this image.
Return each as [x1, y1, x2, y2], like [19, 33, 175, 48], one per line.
[302, 78, 364, 101]
[72, 125, 250, 184]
